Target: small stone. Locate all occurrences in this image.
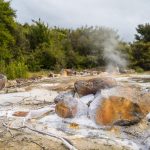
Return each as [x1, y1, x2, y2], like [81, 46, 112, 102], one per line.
[13, 111, 29, 117]
[146, 112, 150, 122]
[0, 74, 7, 90]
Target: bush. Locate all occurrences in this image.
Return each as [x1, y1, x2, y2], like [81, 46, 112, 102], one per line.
[5, 61, 28, 79]
[130, 42, 150, 70]
[134, 66, 144, 73]
[27, 54, 41, 72]
[33, 43, 66, 71]
[0, 60, 6, 74]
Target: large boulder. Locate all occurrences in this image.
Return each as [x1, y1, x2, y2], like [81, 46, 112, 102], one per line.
[55, 97, 78, 118]
[95, 96, 143, 126]
[101, 85, 150, 115]
[0, 74, 7, 90]
[74, 77, 117, 96]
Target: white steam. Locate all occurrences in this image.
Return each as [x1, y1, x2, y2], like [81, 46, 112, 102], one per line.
[102, 31, 128, 73]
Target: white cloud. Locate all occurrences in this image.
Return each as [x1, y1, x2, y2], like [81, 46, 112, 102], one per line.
[11, 0, 150, 41]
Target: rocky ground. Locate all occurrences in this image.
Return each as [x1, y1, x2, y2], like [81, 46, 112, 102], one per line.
[0, 73, 150, 150]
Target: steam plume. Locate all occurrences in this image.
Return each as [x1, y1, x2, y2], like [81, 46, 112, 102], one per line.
[102, 30, 128, 73]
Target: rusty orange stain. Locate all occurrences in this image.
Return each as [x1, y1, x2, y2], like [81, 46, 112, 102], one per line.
[96, 96, 142, 125]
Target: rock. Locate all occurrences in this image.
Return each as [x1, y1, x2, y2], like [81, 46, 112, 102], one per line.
[146, 113, 150, 122]
[61, 69, 75, 77]
[139, 93, 150, 115]
[48, 72, 61, 78]
[101, 85, 150, 115]
[120, 69, 135, 74]
[69, 123, 79, 129]
[90, 71, 100, 76]
[54, 92, 74, 104]
[0, 74, 7, 90]
[95, 96, 143, 126]
[29, 76, 42, 80]
[6, 80, 17, 87]
[55, 97, 77, 118]
[48, 72, 55, 77]
[13, 111, 29, 117]
[16, 78, 27, 84]
[54, 92, 88, 117]
[74, 77, 117, 96]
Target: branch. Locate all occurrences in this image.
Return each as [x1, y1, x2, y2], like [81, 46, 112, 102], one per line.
[2, 122, 78, 150]
[25, 125, 78, 150]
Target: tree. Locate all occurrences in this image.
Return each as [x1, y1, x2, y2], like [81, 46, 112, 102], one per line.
[28, 19, 51, 50]
[0, 0, 16, 65]
[135, 23, 150, 42]
[130, 42, 150, 70]
[130, 23, 150, 71]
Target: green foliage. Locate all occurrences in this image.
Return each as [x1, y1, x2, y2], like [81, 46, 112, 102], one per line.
[0, 0, 149, 80]
[5, 61, 28, 79]
[130, 23, 150, 70]
[130, 42, 150, 70]
[134, 66, 144, 73]
[27, 54, 41, 72]
[28, 19, 51, 49]
[0, 60, 5, 74]
[0, 0, 16, 47]
[135, 23, 150, 42]
[34, 43, 66, 70]
[65, 50, 85, 69]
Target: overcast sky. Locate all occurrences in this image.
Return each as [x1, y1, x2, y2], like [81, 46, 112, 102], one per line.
[10, 0, 150, 42]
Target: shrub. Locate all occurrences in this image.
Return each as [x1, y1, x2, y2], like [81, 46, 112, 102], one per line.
[0, 60, 6, 74]
[134, 66, 144, 73]
[5, 61, 28, 79]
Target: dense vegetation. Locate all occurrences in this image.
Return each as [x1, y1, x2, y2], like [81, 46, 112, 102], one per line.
[0, 0, 150, 79]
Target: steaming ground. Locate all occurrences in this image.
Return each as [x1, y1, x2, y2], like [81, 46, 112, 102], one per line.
[0, 73, 150, 150]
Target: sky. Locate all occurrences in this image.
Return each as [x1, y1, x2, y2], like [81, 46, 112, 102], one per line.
[10, 0, 150, 42]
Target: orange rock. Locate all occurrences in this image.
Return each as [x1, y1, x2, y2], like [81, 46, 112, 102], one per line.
[61, 69, 74, 77]
[61, 70, 68, 77]
[55, 98, 77, 118]
[95, 96, 143, 126]
[69, 123, 79, 129]
[109, 126, 120, 135]
[101, 85, 150, 115]
[13, 111, 29, 117]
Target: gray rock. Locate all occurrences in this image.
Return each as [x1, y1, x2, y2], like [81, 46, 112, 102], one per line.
[0, 74, 7, 90]
[54, 91, 74, 104]
[146, 112, 150, 122]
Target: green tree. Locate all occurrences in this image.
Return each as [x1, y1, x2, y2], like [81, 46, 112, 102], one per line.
[130, 42, 150, 70]
[130, 23, 150, 70]
[28, 19, 51, 50]
[0, 0, 16, 64]
[135, 23, 150, 42]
